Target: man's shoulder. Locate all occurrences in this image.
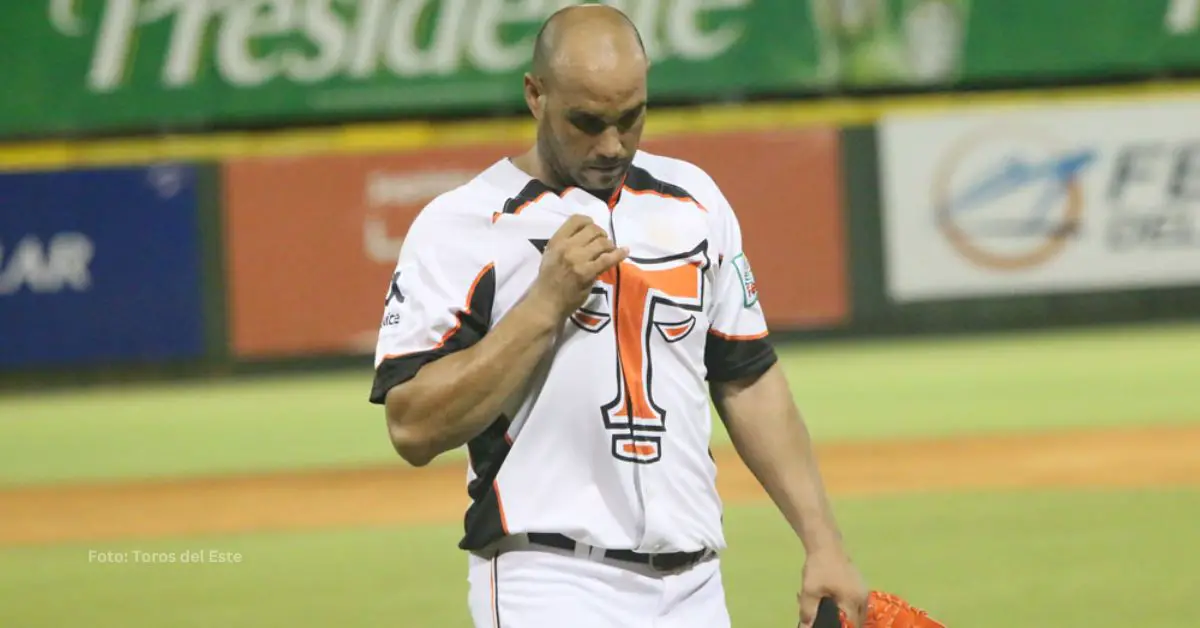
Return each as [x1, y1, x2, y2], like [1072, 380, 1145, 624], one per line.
[631, 150, 726, 207]
[409, 162, 518, 234]
[421, 167, 512, 217]
[631, 151, 721, 189]
[631, 149, 740, 230]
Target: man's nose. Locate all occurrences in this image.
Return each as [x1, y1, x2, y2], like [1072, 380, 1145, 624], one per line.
[595, 127, 623, 160]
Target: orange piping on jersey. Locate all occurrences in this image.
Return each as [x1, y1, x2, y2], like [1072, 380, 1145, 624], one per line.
[493, 190, 556, 223]
[376, 262, 496, 364]
[512, 190, 554, 215]
[607, 175, 627, 210]
[708, 328, 769, 341]
[489, 559, 499, 628]
[493, 479, 510, 534]
[622, 187, 708, 212]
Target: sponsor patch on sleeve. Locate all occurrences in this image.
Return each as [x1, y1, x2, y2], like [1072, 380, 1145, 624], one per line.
[730, 253, 758, 308]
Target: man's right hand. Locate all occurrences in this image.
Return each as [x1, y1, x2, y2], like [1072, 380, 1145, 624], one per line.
[528, 214, 628, 321]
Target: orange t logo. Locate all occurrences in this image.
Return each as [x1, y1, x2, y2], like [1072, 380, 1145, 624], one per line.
[594, 243, 709, 463]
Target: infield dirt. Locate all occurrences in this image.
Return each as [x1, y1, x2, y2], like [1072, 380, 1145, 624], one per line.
[4, 424, 1199, 547]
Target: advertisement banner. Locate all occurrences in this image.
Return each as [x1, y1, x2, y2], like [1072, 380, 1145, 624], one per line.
[223, 128, 847, 359]
[0, 0, 817, 139]
[223, 144, 509, 358]
[957, 0, 1200, 83]
[802, 0, 1200, 87]
[879, 96, 1200, 302]
[0, 164, 206, 368]
[5, 0, 1200, 139]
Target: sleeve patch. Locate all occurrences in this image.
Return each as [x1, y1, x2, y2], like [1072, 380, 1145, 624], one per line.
[730, 253, 758, 308]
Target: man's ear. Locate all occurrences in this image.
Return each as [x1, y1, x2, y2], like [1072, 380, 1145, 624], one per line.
[524, 73, 546, 120]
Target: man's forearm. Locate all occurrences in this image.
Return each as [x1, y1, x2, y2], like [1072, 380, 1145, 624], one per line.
[385, 296, 561, 464]
[714, 365, 844, 554]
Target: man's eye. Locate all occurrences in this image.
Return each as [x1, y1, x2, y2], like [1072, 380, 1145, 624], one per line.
[617, 109, 643, 131]
[571, 116, 607, 135]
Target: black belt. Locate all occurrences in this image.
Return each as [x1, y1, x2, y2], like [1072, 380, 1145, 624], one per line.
[525, 532, 711, 573]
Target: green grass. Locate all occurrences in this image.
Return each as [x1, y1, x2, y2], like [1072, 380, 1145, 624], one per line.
[1, 323, 1197, 486]
[0, 374, 397, 486]
[2, 488, 1195, 627]
[729, 489, 1200, 627]
[2, 324, 1195, 626]
[778, 322, 1200, 440]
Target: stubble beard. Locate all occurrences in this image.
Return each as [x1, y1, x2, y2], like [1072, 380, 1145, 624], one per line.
[537, 122, 625, 200]
[537, 123, 578, 192]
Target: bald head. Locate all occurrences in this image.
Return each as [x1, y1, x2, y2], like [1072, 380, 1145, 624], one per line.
[531, 4, 647, 87]
[521, 5, 650, 196]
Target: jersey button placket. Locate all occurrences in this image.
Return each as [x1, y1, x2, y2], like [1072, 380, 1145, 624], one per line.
[609, 198, 660, 554]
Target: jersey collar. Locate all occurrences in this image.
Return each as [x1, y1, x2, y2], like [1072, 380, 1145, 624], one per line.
[488, 157, 627, 210]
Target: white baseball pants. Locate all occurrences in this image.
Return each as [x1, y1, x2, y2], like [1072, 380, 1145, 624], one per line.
[467, 537, 731, 628]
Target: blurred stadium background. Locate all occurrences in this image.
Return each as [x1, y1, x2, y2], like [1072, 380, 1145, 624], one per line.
[2, 1, 1199, 626]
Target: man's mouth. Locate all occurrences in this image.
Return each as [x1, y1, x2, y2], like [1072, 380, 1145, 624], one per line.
[589, 163, 624, 175]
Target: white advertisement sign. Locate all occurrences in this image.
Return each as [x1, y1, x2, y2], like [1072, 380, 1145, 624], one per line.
[879, 96, 1200, 302]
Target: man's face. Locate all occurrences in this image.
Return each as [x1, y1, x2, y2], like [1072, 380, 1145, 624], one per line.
[536, 73, 647, 194]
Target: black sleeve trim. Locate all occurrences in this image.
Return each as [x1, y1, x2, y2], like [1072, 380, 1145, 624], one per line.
[369, 352, 444, 405]
[459, 416, 513, 551]
[368, 265, 496, 405]
[704, 333, 778, 383]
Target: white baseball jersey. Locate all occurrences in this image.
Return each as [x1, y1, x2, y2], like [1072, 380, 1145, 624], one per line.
[369, 150, 777, 556]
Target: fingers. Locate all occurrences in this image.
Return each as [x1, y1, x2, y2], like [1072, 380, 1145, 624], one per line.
[587, 246, 629, 276]
[839, 596, 867, 628]
[547, 214, 627, 283]
[547, 214, 596, 247]
[797, 590, 821, 628]
[558, 216, 621, 268]
[578, 232, 614, 259]
[580, 232, 619, 260]
[553, 216, 610, 254]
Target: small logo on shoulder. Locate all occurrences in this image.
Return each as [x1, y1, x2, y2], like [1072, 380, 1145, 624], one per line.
[730, 253, 758, 308]
[385, 271, 405, 305]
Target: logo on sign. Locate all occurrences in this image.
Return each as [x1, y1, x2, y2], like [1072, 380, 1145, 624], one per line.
[0, 233, 94, 295]
[931, 125, 1097, 271]
[146, 164, 187, 198]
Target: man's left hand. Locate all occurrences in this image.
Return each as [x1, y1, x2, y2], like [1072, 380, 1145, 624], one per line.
[797, 548, 869, 628]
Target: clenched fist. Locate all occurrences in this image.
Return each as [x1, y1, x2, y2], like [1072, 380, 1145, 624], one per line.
[528, 214, 628, 321]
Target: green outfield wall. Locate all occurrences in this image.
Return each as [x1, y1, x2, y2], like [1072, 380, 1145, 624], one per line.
[5, 0, 1200, 140]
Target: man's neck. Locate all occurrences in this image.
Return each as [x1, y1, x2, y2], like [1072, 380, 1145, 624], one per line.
[510, 148, 561, 190]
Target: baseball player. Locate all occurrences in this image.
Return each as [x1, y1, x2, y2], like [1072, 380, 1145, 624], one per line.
[370, 5, 869, 627]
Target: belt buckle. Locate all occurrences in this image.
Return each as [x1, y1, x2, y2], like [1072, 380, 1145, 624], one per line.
[648, 551, 693, 573]
[647, 553, 673, 573]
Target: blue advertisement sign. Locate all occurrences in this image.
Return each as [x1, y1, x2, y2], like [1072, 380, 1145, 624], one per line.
[0, 164, 205, 368]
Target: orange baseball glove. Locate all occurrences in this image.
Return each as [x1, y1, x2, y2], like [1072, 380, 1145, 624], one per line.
[815, 591, 945, 628]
